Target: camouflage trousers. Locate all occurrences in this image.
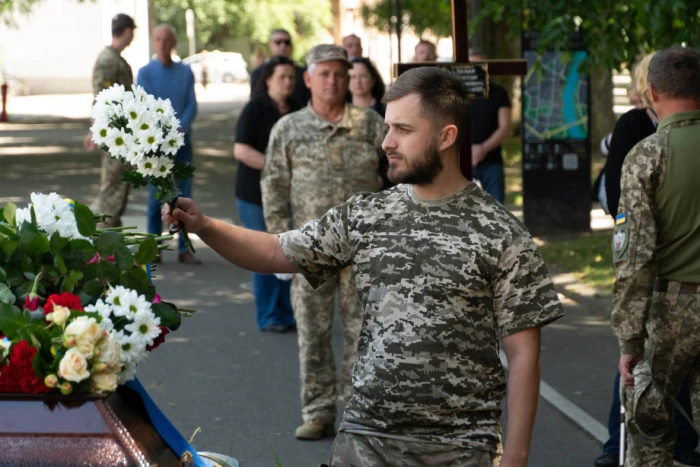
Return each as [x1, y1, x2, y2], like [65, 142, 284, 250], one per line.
[622, 282, 700, 467]
[330, 432, 500, 467]
[90, 153, 129, 227]
[291, 266, 362, 423]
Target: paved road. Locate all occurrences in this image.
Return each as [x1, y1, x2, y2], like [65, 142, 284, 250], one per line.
[0, 106, 617, 466]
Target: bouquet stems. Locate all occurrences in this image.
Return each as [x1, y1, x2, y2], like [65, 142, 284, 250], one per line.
[167, 197, 195, 254]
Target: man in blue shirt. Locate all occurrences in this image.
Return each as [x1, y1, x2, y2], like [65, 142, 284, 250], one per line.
[137, 24, 199, 264]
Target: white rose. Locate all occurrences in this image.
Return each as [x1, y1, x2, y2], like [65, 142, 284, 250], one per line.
[96, 334, 124, 370]
[91, 372, 119, 393]
[50, 305, 71, 327]
[58, 348, 90, 383]
[64, 316, 102, 358]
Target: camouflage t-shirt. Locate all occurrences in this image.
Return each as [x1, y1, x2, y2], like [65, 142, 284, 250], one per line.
[279, 183, 563, 452]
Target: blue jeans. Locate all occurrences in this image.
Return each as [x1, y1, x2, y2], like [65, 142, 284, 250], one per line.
[147, 135, 192, 253]
[603, 370, 698, 454]
[236, 198, 295, 331]
[473, 163, 505, 204]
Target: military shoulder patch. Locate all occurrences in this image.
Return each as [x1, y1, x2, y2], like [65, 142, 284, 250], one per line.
[615, 212, 627, 225]
[612, 217, 631, 263]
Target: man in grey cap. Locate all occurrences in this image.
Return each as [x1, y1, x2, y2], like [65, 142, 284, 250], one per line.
[261, 44, 386, 440]
[84, 13, 136, 227]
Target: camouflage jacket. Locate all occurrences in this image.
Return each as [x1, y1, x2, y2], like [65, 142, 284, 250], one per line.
[279, 183, 563, 451]
[611, 110, 700, 355]
[92, 46, 133, 95]
[260, 103, 385, 234]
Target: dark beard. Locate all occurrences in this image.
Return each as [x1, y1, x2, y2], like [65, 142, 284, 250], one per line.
[387, 138, 443, 185]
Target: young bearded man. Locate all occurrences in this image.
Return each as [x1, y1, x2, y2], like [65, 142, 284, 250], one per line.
[163, 67, 563, 466]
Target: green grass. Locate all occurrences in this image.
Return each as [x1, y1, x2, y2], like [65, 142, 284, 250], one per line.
[537, 231, 615, 293]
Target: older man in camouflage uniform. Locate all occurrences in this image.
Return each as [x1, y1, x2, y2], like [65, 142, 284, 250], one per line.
[612, 46, 700, 467]
[84, 14, 136, 227]
[261, 44, 385, 440]
[164, 67, 563, 465]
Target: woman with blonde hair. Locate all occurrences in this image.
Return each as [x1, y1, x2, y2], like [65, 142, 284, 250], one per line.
[593, 51, 700, 467]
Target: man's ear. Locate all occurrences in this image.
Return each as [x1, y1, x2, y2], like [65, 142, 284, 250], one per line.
[439, 124, 459, 151]
[303, 71, 311, 90]
[649, 84, 660, 104]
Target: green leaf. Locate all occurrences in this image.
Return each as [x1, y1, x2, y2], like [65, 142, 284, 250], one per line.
[134, 239, 158, 265]
[1, 240, 17, 257]
[17, 221, 49, 255]
[84, 260, 120, 283]
[66, 239, 96, 262]
[6, 268, 23, 287]
[0, 266, 6, 282]
[3, 201, 17, 225]
[0, 303, 29, 340]
[50, 232, 69, 254]
[0, 283, 16, 305]
[73, 202, 96, 237]
[0, 223, 18, 239]
[152, 302, 180, 328]
[79, 280, 105, 306]
[113, 243, 134, 271]
[95, 231, 124, 257]
[54, 255, 68, 274]
[69, 270, 84, 284]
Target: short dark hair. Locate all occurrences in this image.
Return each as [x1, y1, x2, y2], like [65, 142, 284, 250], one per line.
[383, 67, 470, 149]
[252, 56, 296, 98]
[648, 46, 700, 101]
[270, 29, 291, 40]
[349, 56, 385, 103]
[111, 13, 136, 38]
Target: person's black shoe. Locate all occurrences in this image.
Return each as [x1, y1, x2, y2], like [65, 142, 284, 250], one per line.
[593, 451, 618, 466]
[285, 324, 297, 332]
[674, 450, 700, 467]
[152, 254, 162, 264]
[261, 324, 288, 333]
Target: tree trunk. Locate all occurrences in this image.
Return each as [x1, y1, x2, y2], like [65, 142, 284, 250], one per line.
[331, 0, 341, 44]
[590, 69, 616, 149]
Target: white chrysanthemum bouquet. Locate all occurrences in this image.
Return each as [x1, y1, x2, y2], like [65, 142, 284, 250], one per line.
[90, 84, 195, 252]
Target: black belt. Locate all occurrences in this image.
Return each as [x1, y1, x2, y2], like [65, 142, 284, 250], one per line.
[654, 279, 700, 294]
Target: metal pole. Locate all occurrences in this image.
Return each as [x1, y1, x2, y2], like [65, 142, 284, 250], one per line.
[1, 83, 8, 123]
[185, 9, 195, 58]
[396, 0, 402, 62]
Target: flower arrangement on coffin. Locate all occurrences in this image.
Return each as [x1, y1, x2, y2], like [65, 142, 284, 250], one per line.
[89, 83, 196, 252]
[0, 193, 193, 395]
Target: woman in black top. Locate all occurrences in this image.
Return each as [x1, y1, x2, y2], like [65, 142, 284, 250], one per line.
[348, 57, 386, 117]
[233, 56, 300, 333]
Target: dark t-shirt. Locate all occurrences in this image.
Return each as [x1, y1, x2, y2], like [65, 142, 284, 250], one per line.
[234, 94, 301, 205]
[604, 108, 657, 218]
[250, 64, 311, 108]
[471, 82, 512, 165]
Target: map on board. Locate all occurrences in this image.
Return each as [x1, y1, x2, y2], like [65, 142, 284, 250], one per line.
[523, 50, 589, 141]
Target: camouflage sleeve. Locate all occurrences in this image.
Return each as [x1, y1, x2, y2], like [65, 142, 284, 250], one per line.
[493, 232, 564, 337]
[261, 122, 292, 235]
[278, 198, 355, 289]
[92, 54, 117, 95]
[610, 142, 659, 355]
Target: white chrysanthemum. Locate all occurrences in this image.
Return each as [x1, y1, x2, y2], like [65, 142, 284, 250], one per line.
[125, 314, 161, 347]
[124, 147, 145, 166]
[98, 316, 114, 332]
[137, 127, 163, 153]
[128, 115, 158, 134]
[160, 129, 184, 156]
[131, 84, 149, 103]
[122, 99, 147, 124]
[90, 101, 110, 122]
[85, 299, 113, 321]
[137, 156, 160, 177]
[118, 361, 138, 384]
[95, 84, 126, 106]
[152, 97, 175, 121]
[115, 330, 148, 364]
[153, 156, 174, 178]
[90, 119, 111, 146]
[166, 115, 181, 132]
[105, 127, 131, 159]
[105, 286, 129, 314]
[15, 192, 89, 241]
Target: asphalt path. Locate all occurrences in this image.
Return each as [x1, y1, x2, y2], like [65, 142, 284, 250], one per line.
[0, 109, 618, 467]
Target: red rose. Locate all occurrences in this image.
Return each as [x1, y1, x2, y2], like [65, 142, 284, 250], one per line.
[43, 292, 84, 316]
[0, 340, 52, 394]
[24, 295, 40, 311]
[146, 326, 170, 352]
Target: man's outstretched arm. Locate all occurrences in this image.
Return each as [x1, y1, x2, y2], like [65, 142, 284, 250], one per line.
[162, 198, 296, 274]
[501, 326, 541, 467]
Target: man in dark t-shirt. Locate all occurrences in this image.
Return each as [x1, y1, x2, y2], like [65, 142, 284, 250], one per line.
[470, 49, 512, 204]
[249, 29, 311, 107]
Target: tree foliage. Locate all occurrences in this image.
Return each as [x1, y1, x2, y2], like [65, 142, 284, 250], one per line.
[151, 0, 332, 61]
[363, 0, 452, 38]
[363, 0, 700, 71]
